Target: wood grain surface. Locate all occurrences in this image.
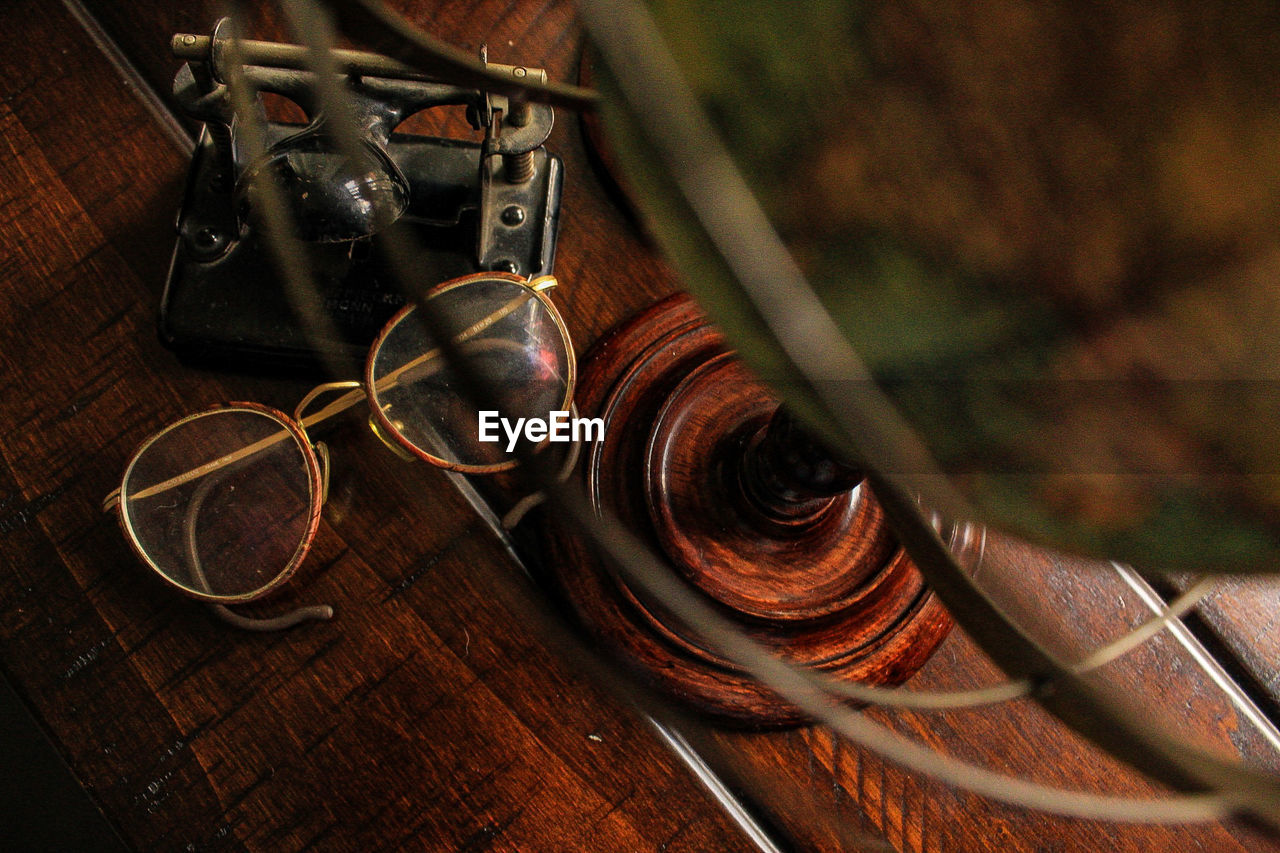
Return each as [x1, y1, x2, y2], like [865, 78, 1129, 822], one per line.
[4, 1, 1280, 851]
[540, 293, 970, 726]
[0, 1, 753, 850]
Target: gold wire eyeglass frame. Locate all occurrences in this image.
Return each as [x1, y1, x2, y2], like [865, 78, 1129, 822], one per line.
[102, 271, 573, 631]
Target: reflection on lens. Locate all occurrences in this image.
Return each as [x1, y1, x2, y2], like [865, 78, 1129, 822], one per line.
[368, 276, 573, 471]
[237, 125, 409, 242]
[119, 407, 318, 600]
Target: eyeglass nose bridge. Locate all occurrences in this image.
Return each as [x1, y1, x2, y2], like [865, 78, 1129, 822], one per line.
[294, 380, 367, 503]
[287, 376, 431, 464]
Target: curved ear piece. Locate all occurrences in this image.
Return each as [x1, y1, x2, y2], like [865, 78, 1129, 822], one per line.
[207, 601, 334, 632]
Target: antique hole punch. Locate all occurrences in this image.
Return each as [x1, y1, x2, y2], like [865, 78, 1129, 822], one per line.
[164, 19, 563, 370]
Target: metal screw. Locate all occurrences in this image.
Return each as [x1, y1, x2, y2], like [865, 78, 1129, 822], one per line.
[501, 205, 525, 226]
[507, 98, 531, 128]
[189, 227, 227, 259]
[182, 34, 197, 46]
[513, 67, 527, 78]
[504, 151, 535, 184]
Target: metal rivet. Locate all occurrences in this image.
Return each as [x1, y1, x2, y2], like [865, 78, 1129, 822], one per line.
[513, 67, 527, 78]
[501, 205, 525, 226]
[189, 227, 228, 259]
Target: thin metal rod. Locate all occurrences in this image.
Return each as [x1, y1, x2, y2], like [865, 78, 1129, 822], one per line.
[175, 32, 424, 78]
[173, 31, 542, 88]
[321, 0, 599, 109]
[649, 722, 788, 853]
[1071, 576, 1216, 674]
[1112, 563, 1280, 758]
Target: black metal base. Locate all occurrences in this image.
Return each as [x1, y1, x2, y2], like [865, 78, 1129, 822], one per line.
[160, 126, 562, 373]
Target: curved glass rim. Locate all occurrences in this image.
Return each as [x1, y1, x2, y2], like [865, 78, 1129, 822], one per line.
[116, 402, 324, 604]
[363, 271, 577, 474]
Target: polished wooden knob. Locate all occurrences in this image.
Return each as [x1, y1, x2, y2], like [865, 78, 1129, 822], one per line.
[543, 294, 980, 725]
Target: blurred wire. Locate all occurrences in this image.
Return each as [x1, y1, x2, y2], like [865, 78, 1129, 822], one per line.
[571, 0, 1280, 823]
[240, 0, 1280, 827]
[323, 0, 599, 109]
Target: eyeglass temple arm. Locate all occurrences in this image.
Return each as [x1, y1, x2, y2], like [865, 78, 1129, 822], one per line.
[208, 601, 333, 631]
[184, 451, 334, 632]
[501, 402, 584, 529]
[101, 484, 335, 625]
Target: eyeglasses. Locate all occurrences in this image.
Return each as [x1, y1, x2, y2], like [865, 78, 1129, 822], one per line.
[103, 271, 574, 630]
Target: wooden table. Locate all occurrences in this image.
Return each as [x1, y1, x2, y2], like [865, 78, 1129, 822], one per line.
[3, 1, 1280, 851]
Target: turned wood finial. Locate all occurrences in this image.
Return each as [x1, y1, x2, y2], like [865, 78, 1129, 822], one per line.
[544, 294, 980, 725]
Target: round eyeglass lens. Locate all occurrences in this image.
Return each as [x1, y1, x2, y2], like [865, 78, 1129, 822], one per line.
[369, 277, 572, 469]
[119, 408, 318, 600]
